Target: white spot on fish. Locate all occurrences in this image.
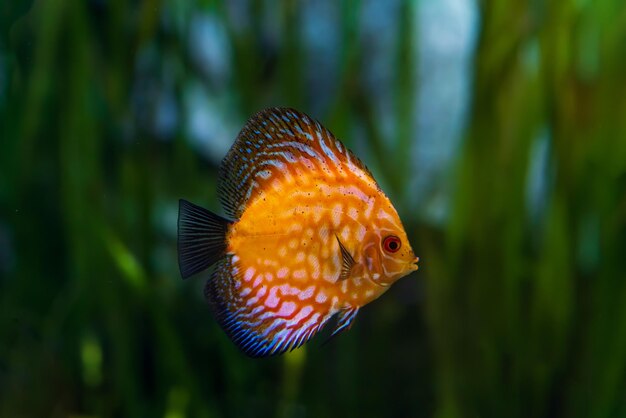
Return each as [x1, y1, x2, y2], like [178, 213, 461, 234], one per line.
[364, 197, 375, 219]
[308, 254, 319, 272]
[293, 269, 307, 280]
[332, 212, 342, 228]
[253, 274, 263, 288]
[342, 185, 368, 202]
[277, 267, 289, 278]
[278, 247, 287, 257]
[323, 263, 336, 283]
[292, 305, 314, 323]
[299, 285, 315, 300]
[279, 284, 299, 296]
[331, 253, 341, 275]
[357, 225, 366, 241]
[315, 291, 327, 303]
[313, 204, 324, 223]
[278, 301, 297, 317]
[296, 252, 305, 262]
[256, 169, 271, 179]
[377, 208, 401, 229]
[289, 223, 303, 232]
[265, 287, 280, 308]
[244, 267, 255, 282]
[318, 225, 329, 240]
[257, 285, 268, 298]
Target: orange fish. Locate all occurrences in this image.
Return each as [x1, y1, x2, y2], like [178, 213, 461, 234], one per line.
[178, 108, 419, 357]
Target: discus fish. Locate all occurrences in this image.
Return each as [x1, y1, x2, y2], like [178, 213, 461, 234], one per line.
[178, 107, 419, 357]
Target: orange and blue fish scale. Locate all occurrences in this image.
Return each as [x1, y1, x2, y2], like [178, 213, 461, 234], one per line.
[178, 108, 419, 357]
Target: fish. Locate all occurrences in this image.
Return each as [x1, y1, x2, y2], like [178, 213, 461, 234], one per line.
[178, 107, 419, 357]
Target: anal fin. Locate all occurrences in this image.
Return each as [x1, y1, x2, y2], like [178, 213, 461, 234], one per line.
[323, 307, 360, 346]
[206, 256, 333, 358]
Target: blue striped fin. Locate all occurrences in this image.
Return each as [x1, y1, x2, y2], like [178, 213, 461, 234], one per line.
[205, 256, 333, 358]
[329, 307, 360, 339]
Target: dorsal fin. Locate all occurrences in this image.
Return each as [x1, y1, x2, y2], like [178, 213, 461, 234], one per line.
[218, 107, 375, 219]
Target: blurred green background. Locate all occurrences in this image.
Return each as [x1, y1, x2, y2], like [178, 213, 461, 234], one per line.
[2, 0, 626, 417]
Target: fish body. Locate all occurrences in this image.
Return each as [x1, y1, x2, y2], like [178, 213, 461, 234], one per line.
[178, 108, 418, 357]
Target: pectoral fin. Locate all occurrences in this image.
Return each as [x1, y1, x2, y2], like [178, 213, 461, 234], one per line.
[336, 236, 355, 281]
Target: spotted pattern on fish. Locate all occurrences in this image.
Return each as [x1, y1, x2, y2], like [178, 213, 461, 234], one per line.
[178, 108, 419, 357]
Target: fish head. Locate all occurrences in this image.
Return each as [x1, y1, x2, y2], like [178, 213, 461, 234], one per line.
[361, 204, 419, 287]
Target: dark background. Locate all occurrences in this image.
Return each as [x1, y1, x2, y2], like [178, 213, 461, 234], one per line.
[1, 1, 626, 417]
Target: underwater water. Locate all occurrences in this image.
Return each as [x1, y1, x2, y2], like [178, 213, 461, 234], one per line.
[1, 0, 626, 417]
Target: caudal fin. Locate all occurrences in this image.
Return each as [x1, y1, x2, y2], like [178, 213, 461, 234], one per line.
[177, 199, 231, 279]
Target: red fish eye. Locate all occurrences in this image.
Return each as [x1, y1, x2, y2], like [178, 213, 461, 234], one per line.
[383, 235, 401, 253]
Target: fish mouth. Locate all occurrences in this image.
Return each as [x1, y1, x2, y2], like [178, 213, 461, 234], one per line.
[409, 256, 420, 272]
[368, 257, 419, 287]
